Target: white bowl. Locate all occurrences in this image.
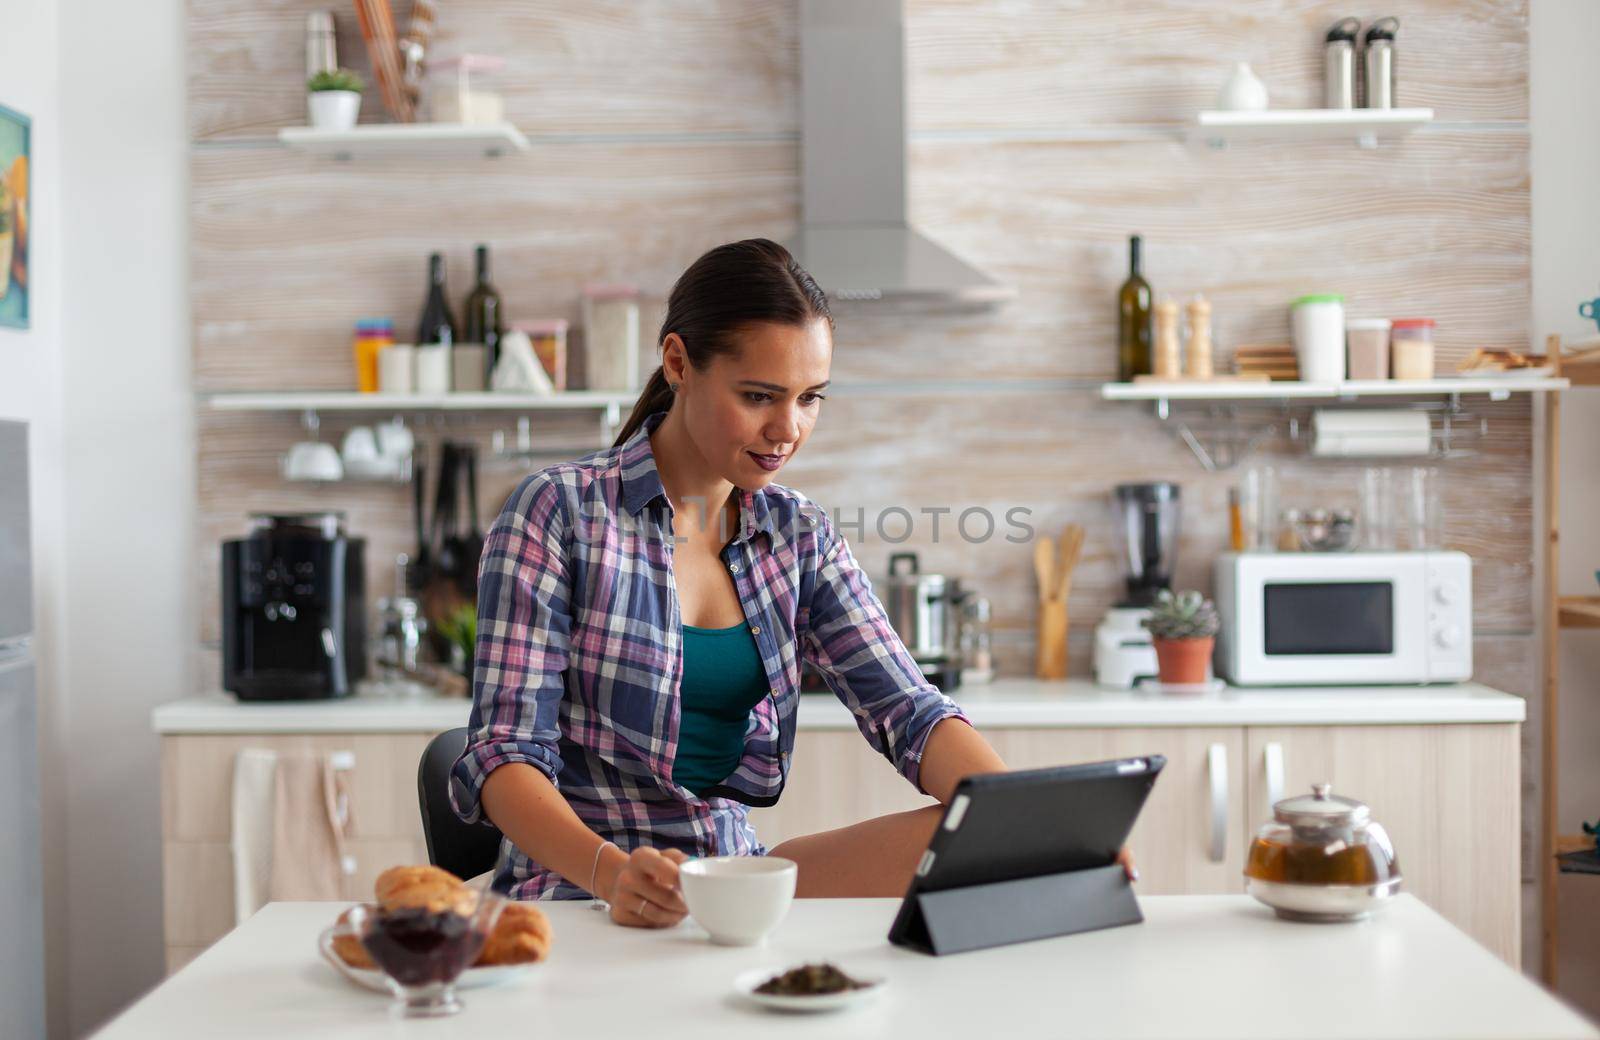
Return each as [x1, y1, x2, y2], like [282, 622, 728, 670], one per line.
[680, 856, 797, 946]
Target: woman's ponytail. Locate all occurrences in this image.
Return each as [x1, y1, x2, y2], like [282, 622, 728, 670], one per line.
[612, 366, 676, 447]
[609, 238, 832, 449]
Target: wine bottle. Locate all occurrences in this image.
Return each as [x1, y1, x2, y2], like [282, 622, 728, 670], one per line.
[1117, 235, 1153, 382]
[462, 244, 504, 383]
[416, 252, 457, 347]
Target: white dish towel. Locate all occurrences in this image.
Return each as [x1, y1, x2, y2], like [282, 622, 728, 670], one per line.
[231, 748, 358, 925]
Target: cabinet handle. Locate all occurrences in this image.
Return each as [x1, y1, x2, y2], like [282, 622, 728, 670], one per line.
[1207, 743, 1228, 863]
[1263, 742, 1285, 817]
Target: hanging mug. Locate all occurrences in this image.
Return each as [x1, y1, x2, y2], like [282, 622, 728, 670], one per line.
[1580, 297, 1600, 334]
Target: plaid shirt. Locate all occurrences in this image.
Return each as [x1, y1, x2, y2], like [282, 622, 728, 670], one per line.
[450, 409, 970, 901]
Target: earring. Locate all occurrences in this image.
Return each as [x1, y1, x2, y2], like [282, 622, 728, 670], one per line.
[669, 383, 680, 393]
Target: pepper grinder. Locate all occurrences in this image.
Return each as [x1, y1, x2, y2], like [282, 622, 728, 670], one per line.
[1152, 299, 1181, 378]
[1185, 295, 1214, 379]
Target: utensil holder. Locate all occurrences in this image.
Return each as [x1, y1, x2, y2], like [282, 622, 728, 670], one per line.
[1035, 598, 1069, 679]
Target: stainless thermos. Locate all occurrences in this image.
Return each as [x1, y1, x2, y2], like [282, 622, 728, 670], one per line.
[1363, 17, 1399, 109]
[1323, 17, 1360, 109]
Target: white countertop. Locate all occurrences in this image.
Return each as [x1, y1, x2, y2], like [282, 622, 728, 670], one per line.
[96, 897, 1595, 1039]
[151, 678, 1526, 735]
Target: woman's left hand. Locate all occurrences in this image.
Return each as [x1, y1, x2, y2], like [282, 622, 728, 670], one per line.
[1117, 846, 1139, 882]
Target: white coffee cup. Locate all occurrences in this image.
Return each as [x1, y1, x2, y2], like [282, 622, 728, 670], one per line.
[282, 440, 344, 482]
[679, 855, 797, 946]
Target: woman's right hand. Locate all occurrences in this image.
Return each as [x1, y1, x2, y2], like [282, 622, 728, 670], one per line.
[606, 847, 689, 928]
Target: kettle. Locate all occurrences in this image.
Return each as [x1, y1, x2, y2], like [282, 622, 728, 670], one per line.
[881, 552, 966, 691]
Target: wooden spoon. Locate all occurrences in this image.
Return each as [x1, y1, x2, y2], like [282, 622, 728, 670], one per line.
[1034, 534, 1058, 602]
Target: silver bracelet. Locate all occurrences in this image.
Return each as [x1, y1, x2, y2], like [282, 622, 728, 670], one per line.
[588, 839, 617, 910]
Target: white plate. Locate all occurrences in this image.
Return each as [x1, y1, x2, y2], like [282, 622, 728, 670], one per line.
[1456, 365, 1553, 378]
[316, 926, 537, 993]
[733, 966, 885, 1013]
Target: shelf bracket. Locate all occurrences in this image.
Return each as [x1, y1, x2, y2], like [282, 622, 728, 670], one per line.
[1146, 402, 1276, 472]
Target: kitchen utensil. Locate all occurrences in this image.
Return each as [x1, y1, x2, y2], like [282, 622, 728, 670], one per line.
[680, 856, 797, 946]
[423, 443, 471, 660]
[1111, 483, 1180, 607]
[732, 965, 884, 1013]
[1363, 17, 1399, 109]
[282, 440, 344, 482]
[1238, 466, 1276, 552]
[1035, 525, 1083, 680]
[1293, 509, 1357, 552]
[336, 883, 507, 1016]
[457, 443, 484, 597]
[317, 927, 535, 993]
[409, 451, 429, 592]
[1324, 17, 1360, 108]
[352, 0, 414, 121]
[883, 552, 965, 690]
[1244, 782, 1402, 922]
[1402, 466, 1441, 550]
[1215, 62, 1268, 112]
[1360, 466, 1395, 550]
[1291, 294, 1345, 382]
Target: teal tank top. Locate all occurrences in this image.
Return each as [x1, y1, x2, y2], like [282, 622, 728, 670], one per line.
[672, 621, 770, 795]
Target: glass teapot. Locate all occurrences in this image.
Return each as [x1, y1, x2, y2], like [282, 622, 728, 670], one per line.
[1244, 783, 1403, 921]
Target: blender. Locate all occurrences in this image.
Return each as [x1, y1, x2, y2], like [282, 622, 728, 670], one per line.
[1093, 482, 1181, 688]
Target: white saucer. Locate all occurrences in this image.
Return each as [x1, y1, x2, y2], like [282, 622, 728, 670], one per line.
[1136, 677, 1226, 696]
[316, 926, 538, 993]
[733, 965, 885, 1013]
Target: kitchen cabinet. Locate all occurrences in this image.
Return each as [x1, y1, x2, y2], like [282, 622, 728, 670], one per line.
[751, 721, 1520, 965]
[1243, 724, 1520, 965]
[156, 686, 1522, 973]
[160, 732, 434, 975]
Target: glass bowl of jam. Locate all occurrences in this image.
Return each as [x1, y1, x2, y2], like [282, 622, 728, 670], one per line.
[336, 887, 507, 1017]
[1244, 782, 1402, 922]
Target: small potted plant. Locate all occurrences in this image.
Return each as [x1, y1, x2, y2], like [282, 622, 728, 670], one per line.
[1142, 589, 1220, 686]
[307, 68, 365, 131]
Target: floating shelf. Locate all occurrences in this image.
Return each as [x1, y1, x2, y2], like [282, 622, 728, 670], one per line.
[1191, 108, 1434, 148]
[1558, 596, 1600, 630]
[205, 390, 636, 413]
[1101, 376, 1568, 402]
[277, 122, 531, 159]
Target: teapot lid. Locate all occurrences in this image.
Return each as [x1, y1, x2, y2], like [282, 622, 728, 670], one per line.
[1274, 783, 1370, 828]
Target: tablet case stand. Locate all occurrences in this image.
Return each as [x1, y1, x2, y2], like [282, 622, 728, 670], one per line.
[893, 863, 1142, 956]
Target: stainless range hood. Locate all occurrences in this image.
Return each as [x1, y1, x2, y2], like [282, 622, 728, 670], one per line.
[788, 0, 1014, 307]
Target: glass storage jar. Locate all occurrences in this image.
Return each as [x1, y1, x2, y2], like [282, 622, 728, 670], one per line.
[1244, 782, 1402, 922]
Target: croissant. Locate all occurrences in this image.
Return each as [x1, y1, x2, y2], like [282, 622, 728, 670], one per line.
[373, 865, 474, 915]
[475, 901, 553, 966]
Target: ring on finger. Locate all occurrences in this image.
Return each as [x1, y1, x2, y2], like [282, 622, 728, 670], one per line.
[637, 896, 648, 919]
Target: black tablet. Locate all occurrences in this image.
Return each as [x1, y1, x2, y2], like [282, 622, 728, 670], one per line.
[888, 755, 1165, 953]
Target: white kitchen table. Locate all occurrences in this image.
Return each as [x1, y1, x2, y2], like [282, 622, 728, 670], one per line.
[97, 896, 1594, 1039]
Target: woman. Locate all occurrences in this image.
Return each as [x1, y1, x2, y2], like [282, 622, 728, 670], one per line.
[451, 239, 1128, 927]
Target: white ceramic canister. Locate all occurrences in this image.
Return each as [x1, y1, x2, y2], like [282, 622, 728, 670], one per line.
[1291, 294, 1346, 383]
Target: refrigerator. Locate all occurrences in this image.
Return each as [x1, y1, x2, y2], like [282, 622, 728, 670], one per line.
[0, 420, 45, 1038]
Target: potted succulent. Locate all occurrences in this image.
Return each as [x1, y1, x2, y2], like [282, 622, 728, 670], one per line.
[307, 69, 365, 131]
[1142, 589, 1220, 685]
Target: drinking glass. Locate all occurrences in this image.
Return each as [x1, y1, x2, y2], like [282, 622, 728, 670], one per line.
[339, 883, 506, 1018]
[1360, 466, 1394, 550]
[1239, 465, 1278, 551]
[1403, 466, 1442, 550]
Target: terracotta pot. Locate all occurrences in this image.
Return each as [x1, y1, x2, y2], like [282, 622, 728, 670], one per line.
[1153, 636, 1214, 685]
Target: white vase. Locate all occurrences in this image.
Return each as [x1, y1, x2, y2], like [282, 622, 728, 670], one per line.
[1215, 62, 1269, 112]
[308, 90, 361, 130]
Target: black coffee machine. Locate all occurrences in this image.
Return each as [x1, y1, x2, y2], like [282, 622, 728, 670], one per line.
[222, 512, 367, 700]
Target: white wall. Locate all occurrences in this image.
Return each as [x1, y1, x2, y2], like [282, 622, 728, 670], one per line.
[0, 2, 68, 1036]
[52, 0, 192, 1034]
[1, 0, 191, 1036]
[1530, 0, 1600, 1011]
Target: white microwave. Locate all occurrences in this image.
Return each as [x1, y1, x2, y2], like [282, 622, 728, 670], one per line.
[1215, 551, 1472, 686]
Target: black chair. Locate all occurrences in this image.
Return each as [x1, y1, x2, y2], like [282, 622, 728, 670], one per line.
[417, 727, 504, 880]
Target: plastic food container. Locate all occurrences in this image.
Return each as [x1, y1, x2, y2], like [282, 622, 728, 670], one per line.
[1390, 318, 1436, 380]
[581, 284, 641, 391]
[1291, 294, 1346, 382]
[1345, 318, 1392, 381]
